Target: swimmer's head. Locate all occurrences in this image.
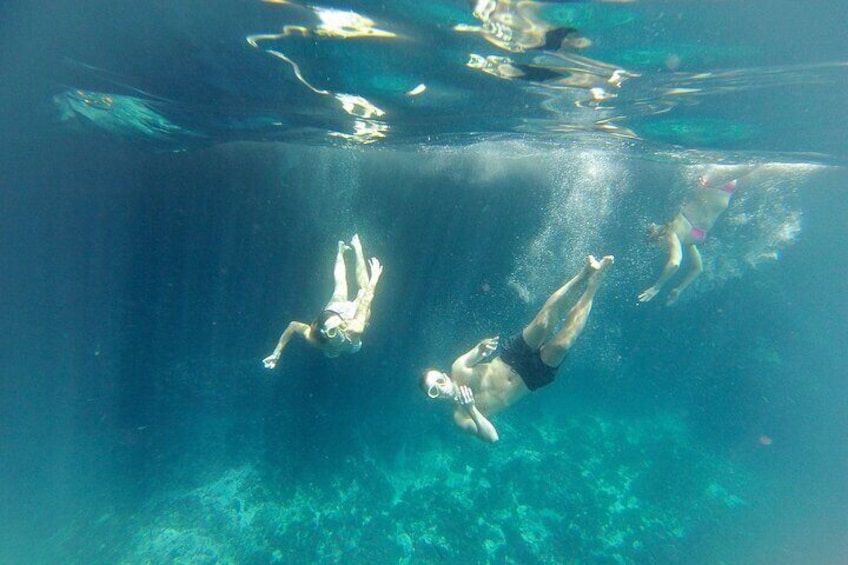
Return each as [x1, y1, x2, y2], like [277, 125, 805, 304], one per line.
[420, 368, 455, 401]
[698, 174, 710, 187]
[647, 222, 666, 241]
[312, 310, 345, 344]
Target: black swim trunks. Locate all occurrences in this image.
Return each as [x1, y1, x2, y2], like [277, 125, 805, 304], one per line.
[498, 332, 559, 391]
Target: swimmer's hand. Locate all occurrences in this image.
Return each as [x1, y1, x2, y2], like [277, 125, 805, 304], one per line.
[457, 385, 475, 408]
[368, 257, 383, 286]
[262, 354, 279, 369]
[477, 336, 499, 359]
[666, 288, 682, 305]
[638, 286, 660, 303]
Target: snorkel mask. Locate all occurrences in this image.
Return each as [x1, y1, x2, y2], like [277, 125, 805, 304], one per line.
[425, 371, 458, 402]
[319, 314, 346, 345]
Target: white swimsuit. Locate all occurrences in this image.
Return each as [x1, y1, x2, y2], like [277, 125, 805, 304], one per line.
[322, 300, 363, 356]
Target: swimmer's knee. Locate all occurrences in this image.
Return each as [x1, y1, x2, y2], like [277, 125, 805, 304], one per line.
[532, 314, 555, 335]
[539, 345, 566, 368]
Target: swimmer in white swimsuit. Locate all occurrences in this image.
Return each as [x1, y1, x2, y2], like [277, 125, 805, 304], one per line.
[263, 234, 383, 369]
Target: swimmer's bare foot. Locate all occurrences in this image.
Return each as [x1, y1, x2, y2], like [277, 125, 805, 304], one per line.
[598, 255, 614, 271]
[587, 255, 613, 287]
[338, 240, 352, 254]
[587, 254, 614, 273]
[350, 233, 363, 253]
[581, 255, 602, 279]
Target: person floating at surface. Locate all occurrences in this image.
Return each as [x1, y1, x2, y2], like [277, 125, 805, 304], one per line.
[420, 255, 614, 443]
[263, 234, 383, 369]
[638, 165, 758, 305]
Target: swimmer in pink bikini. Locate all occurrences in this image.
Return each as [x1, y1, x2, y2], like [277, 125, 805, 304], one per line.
[639, 165, 758, 305]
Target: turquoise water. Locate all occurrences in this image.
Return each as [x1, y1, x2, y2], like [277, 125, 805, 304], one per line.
[1, 1, 846, 564]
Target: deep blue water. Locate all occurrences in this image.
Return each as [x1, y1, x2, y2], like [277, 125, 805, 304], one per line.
[1, 1, 847, 564]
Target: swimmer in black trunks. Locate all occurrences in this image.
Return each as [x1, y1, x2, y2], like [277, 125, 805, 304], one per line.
[420, 255, 613, 443]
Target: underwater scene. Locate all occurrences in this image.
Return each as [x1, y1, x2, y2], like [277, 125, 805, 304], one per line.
[1, 1, 846, 564]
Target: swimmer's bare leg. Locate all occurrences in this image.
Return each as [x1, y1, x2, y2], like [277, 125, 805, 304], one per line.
[522, 255, 596, 349]
[331, 240, 351, 302]
[667, 245, 702, 305]
[639, 231, 682, 303]
[541, 255, 613, 366]
[350, 233, 369, 290]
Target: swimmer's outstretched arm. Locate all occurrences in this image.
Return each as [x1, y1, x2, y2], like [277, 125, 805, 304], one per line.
[263, 321, 311, 369]
[700, 164, 760, 187]
[667, 244, 703, 305]
[453, 386, 499, 443]
[453, 336, 499, 370]
[346, 257, 383, 336]
[639, 232, 682, 303]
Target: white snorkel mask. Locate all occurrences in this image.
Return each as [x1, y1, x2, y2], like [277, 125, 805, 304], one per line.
[425, 371, 459, 403]
[320, 314, 346, 345]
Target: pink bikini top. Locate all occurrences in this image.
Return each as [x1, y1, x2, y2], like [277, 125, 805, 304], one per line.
[681, 177, 736, 243]
[699, 175, 737, 193]
[718, 179, 737, 193]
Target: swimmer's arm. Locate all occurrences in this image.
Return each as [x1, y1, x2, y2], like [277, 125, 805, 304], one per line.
[345, 286, 375, 336]
[454, 336, 499, 369]
[346, 258, 383, 336]
[702, 164, 760, 186]
[639, 232, 682, 302]
[453, 406, 499, 443]
[667, 244, 703, 305]
[262, 321, 311, 369]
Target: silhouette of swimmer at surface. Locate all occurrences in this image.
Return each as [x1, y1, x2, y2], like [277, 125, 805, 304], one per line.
[263, 234, 383, 369]
[463, 0, 592, 53]
[421, 255, 613, 443]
